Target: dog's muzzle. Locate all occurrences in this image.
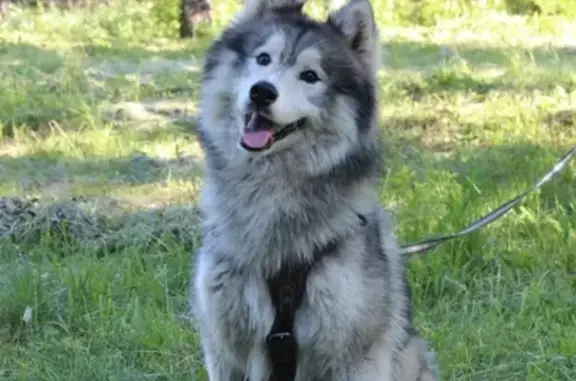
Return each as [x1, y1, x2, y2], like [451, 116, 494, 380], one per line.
[239, 81, 306, 152]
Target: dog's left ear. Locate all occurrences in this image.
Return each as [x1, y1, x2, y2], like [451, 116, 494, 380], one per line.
[327, 0, 381, 75]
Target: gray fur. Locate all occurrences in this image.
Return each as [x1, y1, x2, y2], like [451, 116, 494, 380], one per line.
[190, 0, 440, 380]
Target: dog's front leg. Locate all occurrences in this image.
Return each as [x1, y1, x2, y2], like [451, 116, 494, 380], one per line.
[393, 336, 440, 381]
[193, 253, 247, 381]
[328, 337, 439, 381]
[199, 338, 246, 381]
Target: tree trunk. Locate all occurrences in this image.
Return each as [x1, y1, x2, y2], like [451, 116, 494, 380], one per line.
[180, 0, 212, 38]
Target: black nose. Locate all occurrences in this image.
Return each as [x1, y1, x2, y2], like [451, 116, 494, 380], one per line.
[249, 81, 278, 108]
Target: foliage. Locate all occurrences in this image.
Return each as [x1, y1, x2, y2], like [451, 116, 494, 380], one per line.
[377, 0, 576, 26]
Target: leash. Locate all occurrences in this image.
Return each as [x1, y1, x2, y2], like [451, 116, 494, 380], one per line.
[400, 144, 576, 257]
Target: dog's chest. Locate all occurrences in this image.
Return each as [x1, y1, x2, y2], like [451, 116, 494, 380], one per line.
[197, 242, 377, 370]
[202, 176, 339, 259]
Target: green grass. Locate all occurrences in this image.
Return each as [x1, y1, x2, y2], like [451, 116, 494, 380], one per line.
[1, 1, 575, 380]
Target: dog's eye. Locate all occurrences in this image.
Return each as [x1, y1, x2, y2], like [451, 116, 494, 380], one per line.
[256, 52, 271, 66]
[299, 70, 320, 84]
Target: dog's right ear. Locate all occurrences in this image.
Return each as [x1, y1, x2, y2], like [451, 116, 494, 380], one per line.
[233, 0, 306, 24]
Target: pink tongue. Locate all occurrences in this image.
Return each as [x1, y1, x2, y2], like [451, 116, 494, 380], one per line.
[241, 129, 274, 149]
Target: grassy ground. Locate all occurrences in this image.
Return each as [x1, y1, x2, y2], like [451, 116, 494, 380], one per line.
[1, 1, 575, 380]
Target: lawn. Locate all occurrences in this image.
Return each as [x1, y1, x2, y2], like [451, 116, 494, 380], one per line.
[0, 1, 575, 380]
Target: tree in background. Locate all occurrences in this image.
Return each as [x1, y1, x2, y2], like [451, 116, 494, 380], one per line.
[179, 0, 212, 38]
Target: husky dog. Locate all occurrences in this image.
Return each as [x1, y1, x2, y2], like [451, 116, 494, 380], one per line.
[190, 0, 439, 380]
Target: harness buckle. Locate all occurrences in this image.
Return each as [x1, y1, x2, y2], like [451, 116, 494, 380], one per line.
[266, 331, 297, 365]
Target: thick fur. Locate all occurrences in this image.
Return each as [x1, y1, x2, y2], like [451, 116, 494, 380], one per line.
[190, 0, 439, 380]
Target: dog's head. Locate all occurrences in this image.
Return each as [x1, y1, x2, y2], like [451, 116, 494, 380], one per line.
[199, 0, 381, 168]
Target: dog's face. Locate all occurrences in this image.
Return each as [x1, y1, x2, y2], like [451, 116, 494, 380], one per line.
[235, 27, 332, 152]
[199, 0, 380, 162]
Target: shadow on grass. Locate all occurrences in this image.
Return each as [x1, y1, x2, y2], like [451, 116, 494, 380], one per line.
[0, 42, 73, 136]
[385, 140, 574, 250]
[0, 148, 204, 196]
[389, 141, 575, 211]
[82, 38, 213, 62]
[383, 39, 576, 72]
[0, 42, 65, 72]
[380, 39, 576, 102]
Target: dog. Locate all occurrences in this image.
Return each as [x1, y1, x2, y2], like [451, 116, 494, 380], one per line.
[189, 0, 440, 380]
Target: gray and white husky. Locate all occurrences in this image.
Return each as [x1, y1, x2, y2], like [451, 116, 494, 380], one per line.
[190, 0, 439, 380]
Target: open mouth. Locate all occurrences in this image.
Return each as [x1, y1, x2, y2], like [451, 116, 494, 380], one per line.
[240, 113, 306, 152]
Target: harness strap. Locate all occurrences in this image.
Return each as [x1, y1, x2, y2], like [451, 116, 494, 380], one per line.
[265, 217, 364, 381]
[266, 264, 310, 381]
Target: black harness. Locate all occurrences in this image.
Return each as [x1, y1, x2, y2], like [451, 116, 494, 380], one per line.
[265, 261, 312, 381]
[265, 214, 367, 381]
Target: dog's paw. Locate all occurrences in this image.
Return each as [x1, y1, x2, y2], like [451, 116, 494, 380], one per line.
[394, 336, 441, 381]
[422, 349, 440, 381]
